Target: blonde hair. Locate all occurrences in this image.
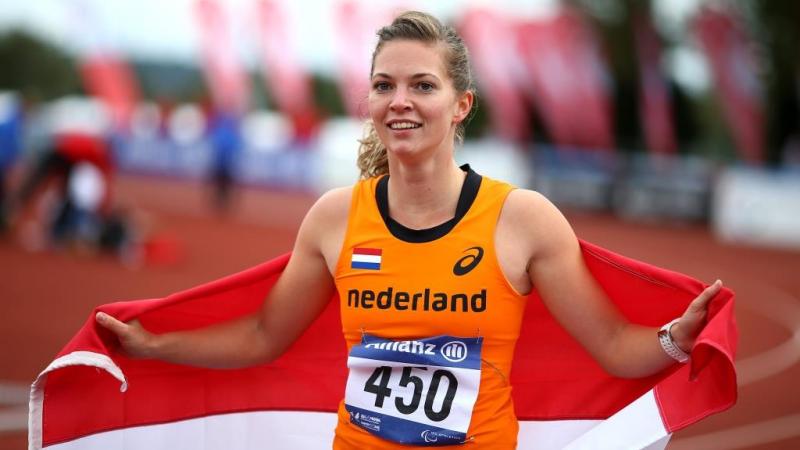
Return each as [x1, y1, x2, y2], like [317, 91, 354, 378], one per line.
[357, 11, 476, 179]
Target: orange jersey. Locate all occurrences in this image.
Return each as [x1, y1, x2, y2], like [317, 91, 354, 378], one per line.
[333, 166, 527, 449]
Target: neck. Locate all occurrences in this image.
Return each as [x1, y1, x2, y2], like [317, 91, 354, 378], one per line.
[386, 157, 465, 230]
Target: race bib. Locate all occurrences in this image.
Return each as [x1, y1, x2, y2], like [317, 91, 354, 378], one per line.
[344, 334, 483, 446]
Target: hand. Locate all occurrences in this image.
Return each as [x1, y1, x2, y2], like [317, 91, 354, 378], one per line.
[670, 280, 723, 353]
[95, 312, 156, 358]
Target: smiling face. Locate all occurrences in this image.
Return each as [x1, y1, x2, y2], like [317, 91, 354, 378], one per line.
[368, 39, 473, 164]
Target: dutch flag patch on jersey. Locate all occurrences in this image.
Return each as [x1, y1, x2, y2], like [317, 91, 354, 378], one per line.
[351, 248, 382, 270]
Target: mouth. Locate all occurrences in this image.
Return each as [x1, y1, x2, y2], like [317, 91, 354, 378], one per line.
[387, 121, 422, 130]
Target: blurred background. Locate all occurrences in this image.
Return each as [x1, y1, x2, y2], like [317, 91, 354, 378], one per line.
[0, 0, 798, 449]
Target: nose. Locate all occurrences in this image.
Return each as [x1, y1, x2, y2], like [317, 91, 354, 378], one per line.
[389, 88, 412, 112]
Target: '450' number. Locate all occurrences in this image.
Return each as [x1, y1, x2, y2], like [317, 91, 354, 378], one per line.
[364, 366, 457, 422]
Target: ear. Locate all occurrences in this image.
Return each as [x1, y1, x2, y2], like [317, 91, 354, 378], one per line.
[452, 90, 474, 124]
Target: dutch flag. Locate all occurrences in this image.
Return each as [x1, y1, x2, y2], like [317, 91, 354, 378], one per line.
[29, 242, 737, 450]
[351, 248, 382, 270]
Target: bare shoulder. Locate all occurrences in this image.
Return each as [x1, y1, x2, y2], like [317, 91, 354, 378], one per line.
[499, 188, 577, 258]
[303, 186, 353, 229]
[298, 185, 354, 272]
[501, 189, 564, 228]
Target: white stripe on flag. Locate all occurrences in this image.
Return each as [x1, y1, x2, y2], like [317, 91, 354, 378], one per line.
[561, 389, 670, 450]
[46, 411, 338, 450]
[351, 254, 381, 264]
[518, 419, 601, 449]
[42, 410, 668, 450]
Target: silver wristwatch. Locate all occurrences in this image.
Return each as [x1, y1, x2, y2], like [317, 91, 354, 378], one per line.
[658, 318, 690, 363]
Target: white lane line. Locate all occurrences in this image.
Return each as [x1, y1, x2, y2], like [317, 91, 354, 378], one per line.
[0, 382, 29, 405]
[0, 406, 27, 433]
[0, 381, 29, 432]
[668, 414, 800, 450]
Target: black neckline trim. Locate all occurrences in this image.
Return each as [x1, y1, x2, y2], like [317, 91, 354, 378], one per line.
[376, 164, 482, 243]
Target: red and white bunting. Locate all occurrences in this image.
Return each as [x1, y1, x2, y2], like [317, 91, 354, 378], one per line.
[694, 7, 765, 164]
[194, 0, 251, 114]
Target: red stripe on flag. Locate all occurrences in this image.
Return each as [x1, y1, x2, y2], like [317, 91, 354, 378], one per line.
[654, 290, 738, 431]
[352, 247, 382, 256]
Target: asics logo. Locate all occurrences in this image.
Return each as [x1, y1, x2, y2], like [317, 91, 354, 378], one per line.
[453, 246, 483, 276]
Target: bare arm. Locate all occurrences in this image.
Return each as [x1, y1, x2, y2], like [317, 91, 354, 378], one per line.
[511, 190, 720, 378]
[96, 189, 349, 369]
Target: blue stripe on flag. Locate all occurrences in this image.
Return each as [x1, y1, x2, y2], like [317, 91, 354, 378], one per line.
[351, 261, 381, 270]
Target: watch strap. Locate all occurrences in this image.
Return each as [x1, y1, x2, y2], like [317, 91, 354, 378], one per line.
[658, 318, 690, 363]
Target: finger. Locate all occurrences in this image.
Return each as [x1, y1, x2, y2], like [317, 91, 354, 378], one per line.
[687, 280, 722, 314]
[95, 312, 129, 335]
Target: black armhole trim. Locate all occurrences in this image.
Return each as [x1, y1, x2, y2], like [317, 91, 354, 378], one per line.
[376, 164, 482, 243]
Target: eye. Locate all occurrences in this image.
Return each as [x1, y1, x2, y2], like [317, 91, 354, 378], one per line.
[417, 82, 435, 92]
[372, 81, 392, 92]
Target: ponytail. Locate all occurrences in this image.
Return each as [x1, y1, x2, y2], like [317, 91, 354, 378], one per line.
[356, 120, 389, 179]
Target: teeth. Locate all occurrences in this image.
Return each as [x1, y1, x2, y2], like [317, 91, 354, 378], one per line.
[389, 122, 420, 130]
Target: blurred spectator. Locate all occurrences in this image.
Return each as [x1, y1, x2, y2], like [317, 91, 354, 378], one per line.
[0, 92, 24, 231]
[206, 108, 243, 212]
[784, 134, 800, 168]
[12, 132, 132, 254]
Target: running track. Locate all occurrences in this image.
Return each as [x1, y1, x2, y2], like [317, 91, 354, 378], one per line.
[1, 175, 798, 449]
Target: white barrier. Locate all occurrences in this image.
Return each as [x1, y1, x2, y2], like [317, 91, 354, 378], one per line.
[713, 167, 800, 249]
